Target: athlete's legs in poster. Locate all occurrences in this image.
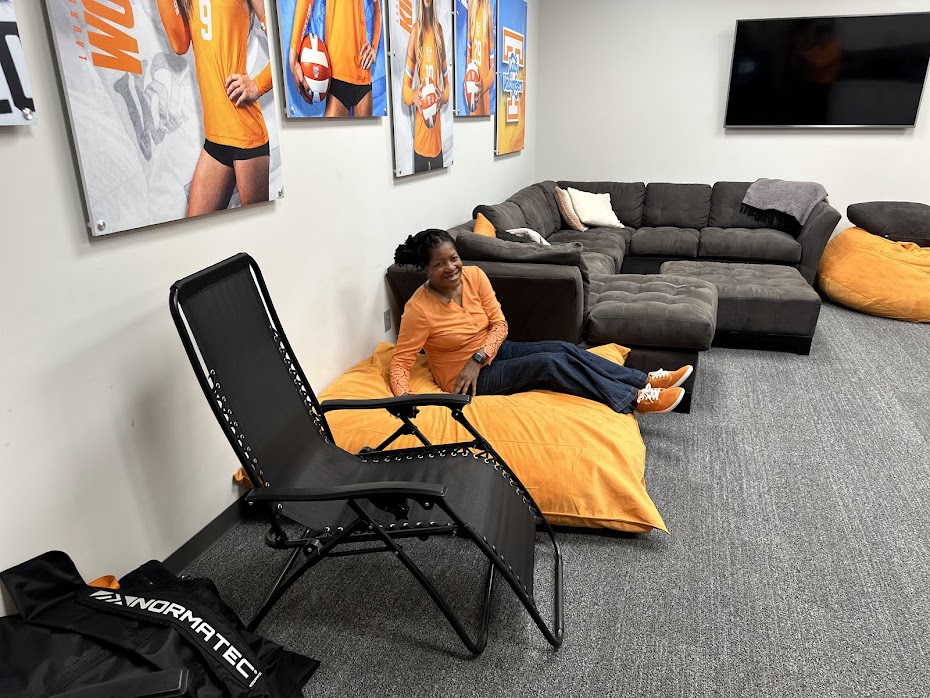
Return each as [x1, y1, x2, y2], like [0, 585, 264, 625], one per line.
[187, 150, 237, 216]
[234, 156, 271, 205]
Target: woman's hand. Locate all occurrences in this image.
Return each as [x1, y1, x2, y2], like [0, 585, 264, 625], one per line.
[412, 86, 423, 111]
[359, 41, 377, 70]
[288, 48, 313, 104]
[226, 73, 260, 107]
[453, 360, 481, 396]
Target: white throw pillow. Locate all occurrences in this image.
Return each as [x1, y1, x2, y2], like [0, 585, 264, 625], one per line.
[506, 227, 551, 245]
[567, 188, 624, 228]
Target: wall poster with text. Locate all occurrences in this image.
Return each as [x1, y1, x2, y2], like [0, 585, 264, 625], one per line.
[453, 0, 494, 116]
[47, 0, 283, 236]
[1, 0, 37, 125]
[388, 0, 453, 177]
[494, 0, 524, 154]
[276, 0, 387, 118]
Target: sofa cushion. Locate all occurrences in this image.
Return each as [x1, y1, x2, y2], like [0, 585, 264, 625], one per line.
[455, 231, 592, 309]
[631, 227, 699, 257]
[473, 200, 526, 231]
[549, 228, 628, 271]
[708, 181, 767, 229]
[583, 252, 616, 276]
[510, 183, 558, 237]
[558, 181, 646, 228]
[567, 188, 624, 228]
[533, 180, 563, 234]
[698, 227, 802, 263]
[643, 183, 712, 229]
[554, 186, 587, 231]
[847, 201, 930, 246]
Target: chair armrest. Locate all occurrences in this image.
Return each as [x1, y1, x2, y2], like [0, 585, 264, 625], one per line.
[796, 200, 841, 285]
[320, 393, 471, 416]
[246, 481, 446, 503]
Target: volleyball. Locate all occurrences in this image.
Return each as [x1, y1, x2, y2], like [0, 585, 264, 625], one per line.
[299, 34, 331, 104]
[420, 82, 438, 128]
[464, 61, 481, 112]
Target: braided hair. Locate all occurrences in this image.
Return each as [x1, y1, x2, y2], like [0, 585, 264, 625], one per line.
[393, 229, 455, 270]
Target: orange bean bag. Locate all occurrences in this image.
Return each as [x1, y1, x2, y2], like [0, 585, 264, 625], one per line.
[316, 342, 666, 534]
[817, 227, 930, 323]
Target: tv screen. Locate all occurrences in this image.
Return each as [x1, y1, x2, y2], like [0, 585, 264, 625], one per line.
[725, 13, 930, 128]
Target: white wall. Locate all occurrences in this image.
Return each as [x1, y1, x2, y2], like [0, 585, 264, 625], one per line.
[0, 0, 538, 614]
[536, 0, 930, 228]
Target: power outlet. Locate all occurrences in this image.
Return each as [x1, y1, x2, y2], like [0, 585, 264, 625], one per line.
[383, 309, 392, 332]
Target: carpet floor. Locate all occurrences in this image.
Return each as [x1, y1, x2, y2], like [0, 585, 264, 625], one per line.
[188, 302, 930, 698]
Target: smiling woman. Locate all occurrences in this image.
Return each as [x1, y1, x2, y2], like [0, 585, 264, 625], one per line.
[391, 230, 691, 414]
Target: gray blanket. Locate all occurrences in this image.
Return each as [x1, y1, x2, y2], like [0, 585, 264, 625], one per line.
[742, 178, 828, 225]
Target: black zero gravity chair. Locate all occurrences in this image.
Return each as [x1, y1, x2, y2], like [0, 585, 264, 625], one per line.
[169, 253, 564, 654]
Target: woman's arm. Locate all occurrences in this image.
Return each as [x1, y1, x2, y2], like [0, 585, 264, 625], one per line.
[155, 0, 191, 55]
[389, 304, 430, 396]
[439, 25, 451, 106]
[288, 0, 315, 103]
[481, 6, 495, 93]
[474, 267, 508, 360]
[402, 23, 420, 108]
[226, 3, 272, 106]
[359, 0, 381, 70]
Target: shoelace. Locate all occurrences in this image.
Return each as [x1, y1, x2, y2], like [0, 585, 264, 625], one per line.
[649, 368, 670, 380]
[637, 384, 661, 404]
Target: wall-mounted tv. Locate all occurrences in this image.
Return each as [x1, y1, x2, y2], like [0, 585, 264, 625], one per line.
[724, 12, 930, 128]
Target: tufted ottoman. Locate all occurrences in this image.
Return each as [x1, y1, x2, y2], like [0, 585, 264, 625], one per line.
[585, 274, 719, 412]
[660, 261, 822, 354]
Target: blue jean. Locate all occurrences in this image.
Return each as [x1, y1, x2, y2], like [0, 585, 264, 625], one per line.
[475, 340, 649, 414]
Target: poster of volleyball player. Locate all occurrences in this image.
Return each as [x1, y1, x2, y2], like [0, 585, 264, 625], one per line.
[0, 0, 37, 126]
[277, 0, 387, 118]
[453, 0, 494, 116]
[388, 0, 453, 177]
[495, 0, 524, 154]
[46, 0, 283, 236]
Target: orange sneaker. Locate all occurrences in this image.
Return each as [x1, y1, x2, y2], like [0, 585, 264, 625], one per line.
[635, 385, 685, 414]
[646, 365, 693, 390]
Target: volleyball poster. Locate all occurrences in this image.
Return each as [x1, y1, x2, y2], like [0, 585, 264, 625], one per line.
[276, 0, 387, 118]
[452, 0, 495, 117]
[46, 0, 283, 236]
[0, 0, 37, 126]
[388, 0, 453, 177]
[494, 0, 524, 154]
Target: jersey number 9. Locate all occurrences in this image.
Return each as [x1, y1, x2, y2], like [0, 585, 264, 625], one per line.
[200, 0, 213, 41]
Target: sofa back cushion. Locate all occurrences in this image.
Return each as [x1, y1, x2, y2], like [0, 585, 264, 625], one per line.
[643, 183, 712, 228]
[532, 181, 563, 234]
[455, 231, 591, 310]
[473, 200, 526, 231]
[509, 182, 560, 237]
[558, 181, 646, 228]
[847, 201, 930, 245]
[708, 181, 768, 229]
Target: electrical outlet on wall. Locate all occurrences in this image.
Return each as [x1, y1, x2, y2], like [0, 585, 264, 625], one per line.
[383, 309, 392, 332]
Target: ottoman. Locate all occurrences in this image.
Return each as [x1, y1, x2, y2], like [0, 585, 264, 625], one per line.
[660, 261, 822, 354]
[585, 274, 720, 412]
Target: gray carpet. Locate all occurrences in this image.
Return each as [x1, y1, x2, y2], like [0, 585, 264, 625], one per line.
[188, 303, 930, 697]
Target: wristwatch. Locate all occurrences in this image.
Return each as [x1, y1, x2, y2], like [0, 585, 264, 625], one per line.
[472, 350, 487, 365]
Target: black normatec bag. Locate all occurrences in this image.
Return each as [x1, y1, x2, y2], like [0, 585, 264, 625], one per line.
[0, 551, 319, 697]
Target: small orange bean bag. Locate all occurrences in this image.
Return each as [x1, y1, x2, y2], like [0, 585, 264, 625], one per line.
[817, 228, 930, 323]
[317, 342, 667, 534]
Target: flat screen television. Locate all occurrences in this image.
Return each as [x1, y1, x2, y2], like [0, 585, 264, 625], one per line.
[724, 12, 930, 128]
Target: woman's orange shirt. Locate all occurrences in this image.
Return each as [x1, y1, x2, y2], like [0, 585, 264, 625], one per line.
[390, 266, 508, 395]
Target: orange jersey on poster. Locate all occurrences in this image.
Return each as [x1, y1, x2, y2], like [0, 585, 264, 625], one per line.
[188, 0, 268, 148]
[406, 24, 447, 159]
[290, 0, 380, 86]
[467, 1, 493, 114]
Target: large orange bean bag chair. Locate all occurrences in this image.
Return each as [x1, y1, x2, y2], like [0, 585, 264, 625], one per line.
[316, 342, 666, 534]
[817, 227, 930, 322]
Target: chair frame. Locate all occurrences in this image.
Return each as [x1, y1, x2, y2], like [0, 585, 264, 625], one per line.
[169, 254, 563, 654]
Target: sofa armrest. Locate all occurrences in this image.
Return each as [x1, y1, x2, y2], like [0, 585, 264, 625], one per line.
[447, 220, 475, 240]
[796, 201, 841, 285]
[386, 262, 584, 343]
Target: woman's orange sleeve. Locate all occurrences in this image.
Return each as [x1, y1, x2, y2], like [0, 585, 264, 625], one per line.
[254, 62, 273, 96]
[290, 0, 314, 52]
[474, 268, 508, 360]
[402, 26, 418, 106]
[390, 302, 430, 395]
[156, 0, 191, 55]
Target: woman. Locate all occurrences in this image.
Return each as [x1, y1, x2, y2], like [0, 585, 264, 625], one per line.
[288, 0, 382, 116]
[465, 0, 494, 115]
[402, 0, 450, 172]
[156, 0, 272, 215]
[390, 230, 691, 415]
